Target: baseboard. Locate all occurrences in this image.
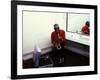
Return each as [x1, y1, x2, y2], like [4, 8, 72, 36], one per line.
[23, 46, 52, 60]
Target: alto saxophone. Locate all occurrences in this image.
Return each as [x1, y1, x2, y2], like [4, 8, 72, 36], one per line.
[56, 33, 61, 50]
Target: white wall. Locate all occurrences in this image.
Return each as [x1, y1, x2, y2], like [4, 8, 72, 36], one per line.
[23, 11, 66, 54]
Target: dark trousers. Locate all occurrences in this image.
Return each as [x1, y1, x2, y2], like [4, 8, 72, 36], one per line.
[50, 43, 66, 66]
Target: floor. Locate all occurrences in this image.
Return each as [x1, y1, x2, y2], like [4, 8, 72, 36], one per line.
[23, 49, 89, 69]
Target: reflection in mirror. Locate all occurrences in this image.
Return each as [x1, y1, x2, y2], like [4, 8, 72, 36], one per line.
[67, 13, 90, 35]
[81, 21, 90, 35]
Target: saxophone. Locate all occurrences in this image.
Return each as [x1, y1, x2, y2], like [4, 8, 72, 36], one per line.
[56, 32, 61, 50]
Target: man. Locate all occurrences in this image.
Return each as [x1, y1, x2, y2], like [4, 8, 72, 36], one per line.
[81, 21, 90, 35]
[51, 24, 66, 66]
[51, 24, 66, 49]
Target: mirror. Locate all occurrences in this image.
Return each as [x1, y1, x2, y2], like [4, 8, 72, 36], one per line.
[67, 13, 90, 35]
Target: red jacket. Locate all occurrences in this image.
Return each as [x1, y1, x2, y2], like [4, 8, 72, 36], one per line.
[51, 29, 65, 47]
[81, 25, 89, 34]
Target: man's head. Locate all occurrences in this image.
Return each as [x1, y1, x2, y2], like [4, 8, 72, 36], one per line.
[85, 21, 90, 27]
[54, 24, 59, 32]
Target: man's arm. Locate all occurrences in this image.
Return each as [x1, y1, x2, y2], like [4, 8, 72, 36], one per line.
[61, 30, 67, 48]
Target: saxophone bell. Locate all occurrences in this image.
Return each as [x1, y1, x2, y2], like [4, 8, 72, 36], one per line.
[56, 43, 61, 50]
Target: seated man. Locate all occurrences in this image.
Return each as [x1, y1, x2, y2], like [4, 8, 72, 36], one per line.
[51, 24, 66, 66]
[81, 21, 90, 35]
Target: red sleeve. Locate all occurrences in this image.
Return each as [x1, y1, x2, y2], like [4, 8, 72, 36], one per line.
[81, 26, 89, 34]
[51, 32, 56, 47]
[51, 32, 55, 44]
[81, 26, 85, 32]
[61, 30, 66, 46]
[61, 30, 65, 40]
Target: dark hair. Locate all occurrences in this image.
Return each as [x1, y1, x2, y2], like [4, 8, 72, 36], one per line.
[85, 21, 90, 27]
[54, 24, 59, 29]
